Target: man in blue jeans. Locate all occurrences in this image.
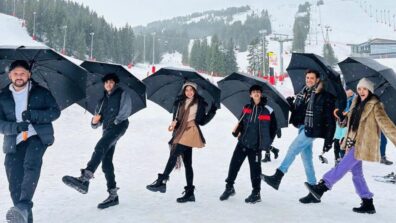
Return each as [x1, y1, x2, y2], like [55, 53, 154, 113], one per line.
[261, 69, 337, 203]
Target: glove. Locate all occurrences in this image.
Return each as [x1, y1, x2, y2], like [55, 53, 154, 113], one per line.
[16, 122, 29, 133]
[22, 110, 32, 122]
[286, 96, 295, 107]
[323, 143, 332, 153]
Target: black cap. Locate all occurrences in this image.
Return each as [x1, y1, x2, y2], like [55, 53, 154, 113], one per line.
[102, 73, 120, 83]
[249, 84, 263, 93]
[8, 60, 31, 72]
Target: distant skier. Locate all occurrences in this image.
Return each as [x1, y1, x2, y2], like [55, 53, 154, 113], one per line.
[261, 69, 336, 204]
[219, 85, 278, 203]
[305, 78, 396, 214]
[0, 60, 60, 223]
[146, 82, 217, 203]
[62, 73, 132, 209]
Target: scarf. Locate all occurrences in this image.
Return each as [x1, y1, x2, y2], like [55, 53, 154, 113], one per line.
[294, 85, 316, 128]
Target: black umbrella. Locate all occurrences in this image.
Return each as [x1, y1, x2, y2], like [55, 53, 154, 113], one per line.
[0, 45, 87, 110]
[286, 53, 346, 111]
[339, 57, 396, 123]
[79, 61, 146, 116]
[218, 72, 289, 128]
[142, 67, 221, 113]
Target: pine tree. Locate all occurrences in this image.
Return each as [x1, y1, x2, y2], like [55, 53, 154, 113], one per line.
[323, 43, 338, 66]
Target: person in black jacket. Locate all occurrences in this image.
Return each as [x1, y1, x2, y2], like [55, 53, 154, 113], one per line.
[219, 85, 278, 204]
[262, 69, 336, 204]
[62, 73, 132, 210]
[0, 60, 60, 223]
[146, 82, 217, 203]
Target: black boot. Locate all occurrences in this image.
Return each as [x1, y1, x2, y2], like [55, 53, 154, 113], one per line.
[261, 169, 284, 190]
[219, 185, 236, 201]
[380, 156, 393, 165]
[352, 198, 376, 214]
[6, 206, 28, 223]
[244, 190, 261, 204]
[271, 146, 279, 159]
[146, 174, 168, 193]
[176, 186, 195, 203]
[62, 169, 94, 194]
[262, 152, 271, 163]
[98, 187, 119, 209]
[304, 180, 329, 201]
[299, 193, 320, 204]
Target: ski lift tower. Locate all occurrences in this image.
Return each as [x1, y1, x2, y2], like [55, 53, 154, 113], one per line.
[270, 33, 293, 75]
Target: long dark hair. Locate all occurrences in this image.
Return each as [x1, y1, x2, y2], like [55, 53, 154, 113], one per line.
[349, 91, 377, 132]
[181, 85, 198, 106]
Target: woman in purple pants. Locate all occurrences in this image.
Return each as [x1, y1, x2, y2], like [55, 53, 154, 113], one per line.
[304, 78, 396, 214]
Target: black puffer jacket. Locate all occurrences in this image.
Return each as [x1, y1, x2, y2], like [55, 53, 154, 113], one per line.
[237, 98, 278, 151]
[0, 81, 60, 153]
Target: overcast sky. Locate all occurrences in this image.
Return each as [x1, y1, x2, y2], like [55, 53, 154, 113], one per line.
[69, 0, 274, 27]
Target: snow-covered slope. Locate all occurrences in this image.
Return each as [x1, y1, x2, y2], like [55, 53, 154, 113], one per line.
[1, 7, 396, 223]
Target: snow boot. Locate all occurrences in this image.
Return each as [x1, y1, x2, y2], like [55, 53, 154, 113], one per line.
[270, 146, 279, 159]
[261, 169, 284, 190]
[262, 152, 271, 163]
[352, 198, 376, 214]
[62, 169, 93, 194]
[98, 187, 119, 209]
[244, 190, 261, 204]
[146, 174, 168, 193]
[304, 180, 329, 201]
[380, 156, 393, 165]
[299, 193, 321, 204]
[176, 186, 195, 203]
[219, 185, 236, 201]
[6, 206, 28, 223]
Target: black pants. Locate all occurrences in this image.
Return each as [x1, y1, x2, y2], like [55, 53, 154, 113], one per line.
[225, 143, 262, 192]
[5, 136, 47, 217]
[333, 139, 345, 160]
[86, 121, 128, 190]
[162, 144, 193, 187]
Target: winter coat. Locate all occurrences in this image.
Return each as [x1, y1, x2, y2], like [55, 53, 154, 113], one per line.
[289, 81, 336, 145]
[92, 87, 132, 130]
[237, 98, 278, 151]
[0, 82, 61, 154]
[169, 95, 216, 145]
[341, 96, 396, 162]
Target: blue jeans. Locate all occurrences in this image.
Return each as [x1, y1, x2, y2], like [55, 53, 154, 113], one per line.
[279, 126, 317, 185]
[380, 132, 387, 157]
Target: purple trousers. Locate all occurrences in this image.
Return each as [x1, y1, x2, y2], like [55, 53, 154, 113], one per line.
[322, 147, 374, 199]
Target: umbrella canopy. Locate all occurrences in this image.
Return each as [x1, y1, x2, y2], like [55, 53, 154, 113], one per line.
[79, 61, 146, 116]
[0, 45, 87, 110]
[339, 57, 396, 123]
[142, 67, 221, 113]
[218, 72, 289, 128]
[286, 52, 346, 111]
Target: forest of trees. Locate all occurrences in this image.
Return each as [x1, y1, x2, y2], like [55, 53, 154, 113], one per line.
[292, 2, 311, 53]
[0, 0, 271, 73]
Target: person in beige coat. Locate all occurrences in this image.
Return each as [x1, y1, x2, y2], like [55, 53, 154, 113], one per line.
[304, 78, 396, 214]
[146, 82, 217, 203]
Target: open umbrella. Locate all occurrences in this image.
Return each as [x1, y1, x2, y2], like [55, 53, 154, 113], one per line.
[339, 57, 396, 123]
[286, 53, 346, 111]
[142, 67, 221, 113]
[218, 72, 289, 128]
[0, 45, 87, 110]
[79, 61, 146, 116]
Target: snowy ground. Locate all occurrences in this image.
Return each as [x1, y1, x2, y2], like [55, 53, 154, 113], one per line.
[1, 3, 396, 222]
